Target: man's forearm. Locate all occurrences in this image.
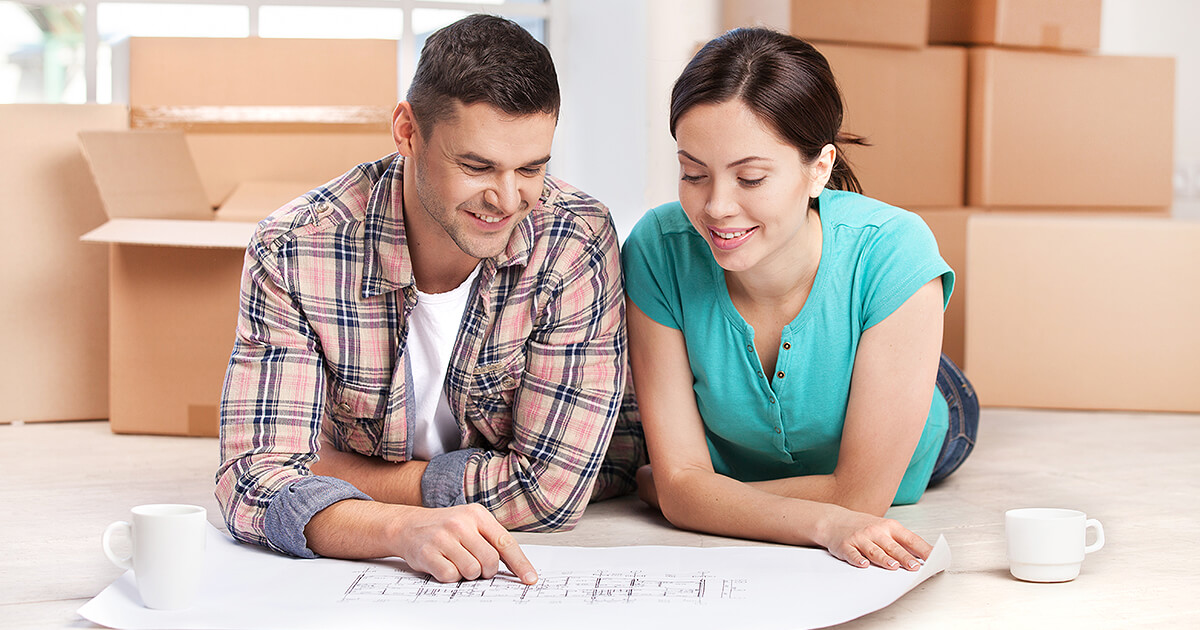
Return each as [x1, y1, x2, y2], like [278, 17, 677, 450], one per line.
[304, 498, 412, 559]
[310, 446, 427, 506]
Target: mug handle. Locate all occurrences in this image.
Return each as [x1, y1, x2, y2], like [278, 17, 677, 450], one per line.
[102, 520, 134, 570]
[1084, 518, 1105, 554]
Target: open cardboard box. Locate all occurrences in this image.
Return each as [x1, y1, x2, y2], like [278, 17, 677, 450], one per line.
[74, 36, 398, 436]
[77, 130, 274, 436]
[78, 129, 373, 436]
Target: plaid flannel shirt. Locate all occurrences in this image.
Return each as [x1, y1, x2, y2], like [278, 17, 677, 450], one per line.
[215, 154, 643, 557]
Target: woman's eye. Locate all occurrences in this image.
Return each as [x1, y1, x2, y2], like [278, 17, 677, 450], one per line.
[681, 173, 705, 183]
[739, 177, 766, 187]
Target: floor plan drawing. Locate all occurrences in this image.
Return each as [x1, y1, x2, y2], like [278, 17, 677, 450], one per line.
[341, 567, 748, 605]
[81, 530, 951, 629]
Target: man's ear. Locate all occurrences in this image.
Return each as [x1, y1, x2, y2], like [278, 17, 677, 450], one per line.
[393, 101, 418, 157]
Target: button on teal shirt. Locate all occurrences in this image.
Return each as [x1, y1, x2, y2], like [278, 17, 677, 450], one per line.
[623, 189, 954, 505]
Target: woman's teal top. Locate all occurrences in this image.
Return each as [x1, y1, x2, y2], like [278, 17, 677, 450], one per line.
[622, 189, 954, 504]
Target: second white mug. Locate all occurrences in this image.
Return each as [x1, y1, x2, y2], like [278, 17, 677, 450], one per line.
[1006, 507, 1104, 583]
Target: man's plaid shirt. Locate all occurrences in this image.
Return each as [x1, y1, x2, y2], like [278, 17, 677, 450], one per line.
[215, 154, 642, 557]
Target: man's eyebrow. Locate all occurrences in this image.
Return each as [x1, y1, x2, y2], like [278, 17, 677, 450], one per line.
[457, 153, 552, 169]
[458, 152, 498, 167]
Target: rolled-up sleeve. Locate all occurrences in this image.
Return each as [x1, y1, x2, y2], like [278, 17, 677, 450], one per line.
[461, 216, 627, 531]
[214, 235, 370, 557]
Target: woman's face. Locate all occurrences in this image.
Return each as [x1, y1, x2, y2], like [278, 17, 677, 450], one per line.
[675, 99, 831, 275]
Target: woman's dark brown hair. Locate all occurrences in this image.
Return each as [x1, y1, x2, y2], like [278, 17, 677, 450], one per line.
[669, 27, 866, 194]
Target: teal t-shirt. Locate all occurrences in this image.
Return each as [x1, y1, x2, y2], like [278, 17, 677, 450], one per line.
[623, 189, 954, 505]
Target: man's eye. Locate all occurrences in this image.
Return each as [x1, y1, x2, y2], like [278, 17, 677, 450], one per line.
[518, 167, 544, 176]
[462, 163, 489, 173]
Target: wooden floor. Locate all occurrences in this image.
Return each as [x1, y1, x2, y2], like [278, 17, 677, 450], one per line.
[2, 407, 1198, 629]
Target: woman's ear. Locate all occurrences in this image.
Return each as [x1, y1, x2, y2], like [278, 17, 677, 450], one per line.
[810, 143, 836, 197]
[393, 102, 419, 157]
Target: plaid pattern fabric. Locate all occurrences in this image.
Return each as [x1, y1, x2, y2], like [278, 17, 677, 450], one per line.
[215, 154, 641, 553]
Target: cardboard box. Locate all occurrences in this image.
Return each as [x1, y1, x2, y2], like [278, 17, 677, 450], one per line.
[911, 209, 974, 368]
[967, 48, 1174, 209]
[80, 129, 394, 436]
[819, 43, 966, 207]
[78, 130, 262, 436]
[127, 36, 398, 208]
[723, 0, 931, 49]
[928, 0, 1101, 51]
[0, 105, 127, 424]
[965, 214, 1200, 412]
[74, 36, 400, 435]
[129, 37, 398, 107]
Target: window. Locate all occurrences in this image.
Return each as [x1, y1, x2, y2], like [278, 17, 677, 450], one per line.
[1, 0, 554, 104]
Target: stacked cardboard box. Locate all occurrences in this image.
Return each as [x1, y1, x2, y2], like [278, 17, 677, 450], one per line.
[724, 1, 966, 210]
[81, 37, 399, 436]
[1, 105, 127, 424]
[724, 1, 1190, 412]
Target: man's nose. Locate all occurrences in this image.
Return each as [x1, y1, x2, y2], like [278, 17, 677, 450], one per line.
[483, 172, 522, 214]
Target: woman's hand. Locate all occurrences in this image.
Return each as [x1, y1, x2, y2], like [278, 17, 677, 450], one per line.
[819, 507, 933, 570]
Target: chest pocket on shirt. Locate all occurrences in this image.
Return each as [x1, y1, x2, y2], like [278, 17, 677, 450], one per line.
[326, 379, 389, 456]
[467, 352, 525, 446]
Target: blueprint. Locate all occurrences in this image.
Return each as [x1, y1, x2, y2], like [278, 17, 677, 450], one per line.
[342, 567, 747, 604]
[79, 524, 950, 630]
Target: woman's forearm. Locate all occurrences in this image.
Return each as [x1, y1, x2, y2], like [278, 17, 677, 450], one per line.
[747, 474, 890, 517]
[656, 467, 837, 549]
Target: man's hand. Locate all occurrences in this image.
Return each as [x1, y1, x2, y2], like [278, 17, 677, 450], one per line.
[304, 499, 538, 585]
[395, 504, 538, 584]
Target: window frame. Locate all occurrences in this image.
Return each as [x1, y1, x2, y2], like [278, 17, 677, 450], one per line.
[12, 0, 560, 103]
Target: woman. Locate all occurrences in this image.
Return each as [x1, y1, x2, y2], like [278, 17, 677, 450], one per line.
[623, 28, 978, 571]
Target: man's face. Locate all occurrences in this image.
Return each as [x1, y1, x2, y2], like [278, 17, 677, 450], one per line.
[402, 101, 556, 261]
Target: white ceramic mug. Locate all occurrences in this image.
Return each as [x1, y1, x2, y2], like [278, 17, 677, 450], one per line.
[102, 504, 207, 609]
[1006, 507, 1104, 582]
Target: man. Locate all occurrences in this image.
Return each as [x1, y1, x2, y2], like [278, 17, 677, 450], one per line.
[215, 14, 641, 585]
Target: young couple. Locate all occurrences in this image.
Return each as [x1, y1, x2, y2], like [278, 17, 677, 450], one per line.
[215, 14, 979, 585]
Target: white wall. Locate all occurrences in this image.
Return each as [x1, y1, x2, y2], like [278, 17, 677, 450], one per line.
[555, 0, 719, 239]
[552, 0, 649, 239]
[1098, 1, 1197, 217]
[643, 0, 721, 215]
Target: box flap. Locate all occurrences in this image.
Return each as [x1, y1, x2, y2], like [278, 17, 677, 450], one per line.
[215, 181, 313, 223]
[78, 130, 212, 221]
[81, 218, 255, 249]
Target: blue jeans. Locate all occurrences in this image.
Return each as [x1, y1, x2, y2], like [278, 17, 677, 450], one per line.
[928, 353, 978, 484]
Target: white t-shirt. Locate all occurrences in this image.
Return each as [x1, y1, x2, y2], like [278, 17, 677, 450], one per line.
[408, 265, 480, 460]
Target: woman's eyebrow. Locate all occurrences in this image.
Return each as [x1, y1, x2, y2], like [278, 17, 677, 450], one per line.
[677, 150, 771, 168]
